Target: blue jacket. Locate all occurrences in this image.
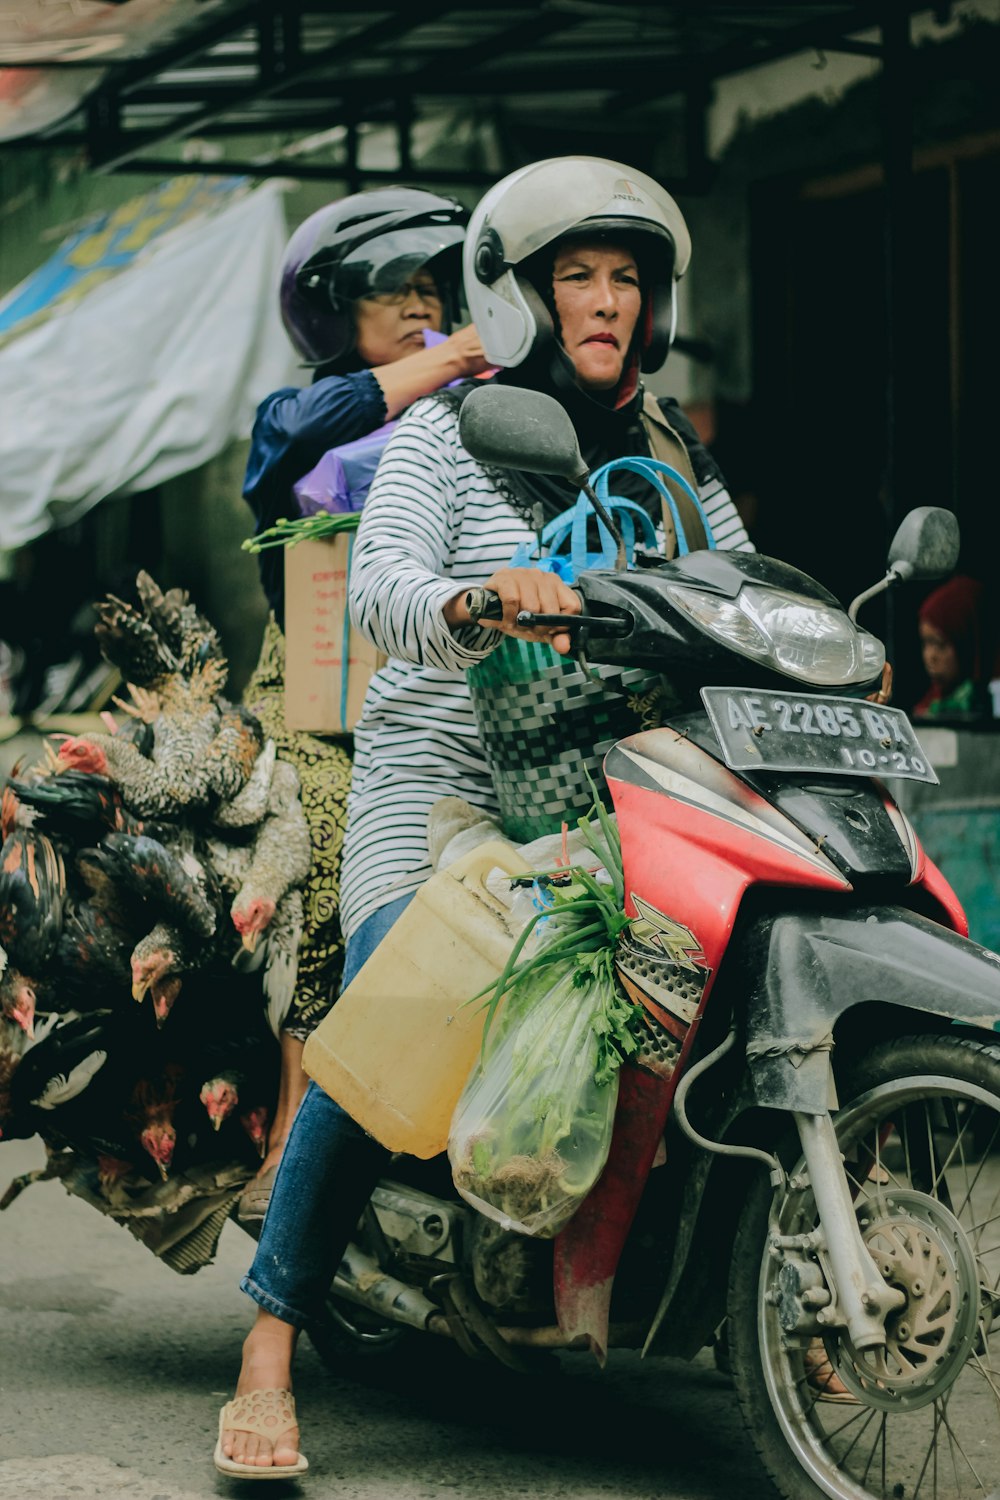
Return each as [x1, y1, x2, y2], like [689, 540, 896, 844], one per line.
[243, 368, 386, 627]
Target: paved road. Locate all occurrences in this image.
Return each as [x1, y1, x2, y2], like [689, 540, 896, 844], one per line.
[0, 1135, 775, 1500]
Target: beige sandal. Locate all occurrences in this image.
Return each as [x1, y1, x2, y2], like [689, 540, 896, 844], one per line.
[804, 1340, 858, 1404]
[214, 1388, 308, 1479]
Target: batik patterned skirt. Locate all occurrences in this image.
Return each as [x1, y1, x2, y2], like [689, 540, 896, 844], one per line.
[243, 615, 353, 1038]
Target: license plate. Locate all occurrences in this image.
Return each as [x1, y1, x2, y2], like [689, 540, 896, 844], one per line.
[701, 687, 938, 784]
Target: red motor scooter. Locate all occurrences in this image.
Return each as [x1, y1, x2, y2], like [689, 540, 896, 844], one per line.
[309, 386, 1000, 1500]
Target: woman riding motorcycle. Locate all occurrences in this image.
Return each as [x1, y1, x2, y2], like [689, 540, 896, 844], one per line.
[215, 156, 751, 1478]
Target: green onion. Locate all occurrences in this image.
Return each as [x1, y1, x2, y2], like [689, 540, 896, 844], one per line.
[242, 511, 362, 553]
[469, 798, 641, 1084]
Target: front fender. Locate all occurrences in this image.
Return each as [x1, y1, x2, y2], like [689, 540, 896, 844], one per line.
[743, 904, 1000, 1112]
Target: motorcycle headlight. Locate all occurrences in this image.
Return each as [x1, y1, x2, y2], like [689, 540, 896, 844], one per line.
[664, 582, 885, 687]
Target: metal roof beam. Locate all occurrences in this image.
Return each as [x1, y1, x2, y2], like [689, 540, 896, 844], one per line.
[86, 1, 455, 172]
[121, 10, 588, 104]
[124, 58, 694, 109]
[115, 3, 264, 95]
[98, 158, 505, 184]
[605, 3, 887, 114]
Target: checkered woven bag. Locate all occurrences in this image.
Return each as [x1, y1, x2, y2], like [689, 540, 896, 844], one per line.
[467, 635, 654, 843]
[468, 459, 715, 842]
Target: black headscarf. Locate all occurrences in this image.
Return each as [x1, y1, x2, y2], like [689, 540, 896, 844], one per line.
[433, 350, 658, 544]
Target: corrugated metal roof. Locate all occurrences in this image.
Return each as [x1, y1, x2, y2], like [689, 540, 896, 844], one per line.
[0, 2, 916, 181]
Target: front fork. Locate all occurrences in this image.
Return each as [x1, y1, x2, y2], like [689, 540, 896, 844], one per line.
[772, 1110, 905, 1348]
[674, 1026, 905, 1348]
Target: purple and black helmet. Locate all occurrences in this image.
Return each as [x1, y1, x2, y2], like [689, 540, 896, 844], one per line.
[279, 186, 469, 366]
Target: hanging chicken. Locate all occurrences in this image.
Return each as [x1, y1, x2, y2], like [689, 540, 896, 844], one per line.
[0, 572, 304, 1269]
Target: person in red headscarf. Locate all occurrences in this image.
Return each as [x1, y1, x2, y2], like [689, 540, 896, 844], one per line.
[913, 575, 987, 719]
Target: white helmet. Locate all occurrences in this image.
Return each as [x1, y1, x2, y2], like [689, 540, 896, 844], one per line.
[464, 156, 691, 374]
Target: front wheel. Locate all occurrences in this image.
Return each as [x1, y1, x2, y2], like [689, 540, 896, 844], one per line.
[729, 1033, 1000, 1500]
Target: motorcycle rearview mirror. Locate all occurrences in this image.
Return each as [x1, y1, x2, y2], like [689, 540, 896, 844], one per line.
[459, 385, 583, 479]
[848, 506, 961, 622]
[887, 505, 960, 582]
[458, 386, 629, 570]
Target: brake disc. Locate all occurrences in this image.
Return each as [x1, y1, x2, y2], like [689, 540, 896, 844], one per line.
[823, 1188, 981, 1412]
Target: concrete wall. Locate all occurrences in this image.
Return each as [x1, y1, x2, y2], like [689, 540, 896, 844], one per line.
[683, 3, 1000, 405]
[895, 727, 1000, 951]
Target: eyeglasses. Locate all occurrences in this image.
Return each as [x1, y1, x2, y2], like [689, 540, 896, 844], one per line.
[365, 279, 443, 307]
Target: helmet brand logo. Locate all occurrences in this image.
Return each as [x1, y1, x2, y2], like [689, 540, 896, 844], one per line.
[612, 178, 645, 204]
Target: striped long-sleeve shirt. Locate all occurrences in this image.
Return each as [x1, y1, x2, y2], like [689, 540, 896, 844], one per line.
[340, 393, 753, 939]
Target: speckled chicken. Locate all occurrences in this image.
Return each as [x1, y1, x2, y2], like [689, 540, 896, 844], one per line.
[227, 761, 310, 947]
[94, 572, 224, 687]
[52, 694, 262, 822]
[84, 573, 262, 818]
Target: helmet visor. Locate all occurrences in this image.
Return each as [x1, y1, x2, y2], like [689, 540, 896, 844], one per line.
[336, 222, 466, 302]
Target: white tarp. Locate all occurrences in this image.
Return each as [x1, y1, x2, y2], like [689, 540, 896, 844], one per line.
[0, 180, 296, 549]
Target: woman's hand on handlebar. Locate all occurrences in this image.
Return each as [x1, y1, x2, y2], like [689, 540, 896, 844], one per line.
[445, 568, 581, 655]
[866, 662, 893, 705]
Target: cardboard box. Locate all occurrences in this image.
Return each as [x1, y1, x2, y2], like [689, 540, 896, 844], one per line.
[283, 535, 386, 734]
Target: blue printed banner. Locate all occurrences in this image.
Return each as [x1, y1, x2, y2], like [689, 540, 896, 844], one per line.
[0, 174, 246, 341]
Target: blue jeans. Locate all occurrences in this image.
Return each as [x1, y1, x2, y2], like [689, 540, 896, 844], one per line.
[240, 892, 415, 1329]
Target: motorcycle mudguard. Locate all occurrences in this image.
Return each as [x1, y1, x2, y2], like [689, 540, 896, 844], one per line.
[744, 903, 1000, 1112]
[552, 1063, 673, 1365]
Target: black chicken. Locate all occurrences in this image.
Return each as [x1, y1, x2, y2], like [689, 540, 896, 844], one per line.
[55, 894, 136, 1009]
[10, 765, 143, 850]
[91, 829, 220, 941]
[0, 822, 66, 982]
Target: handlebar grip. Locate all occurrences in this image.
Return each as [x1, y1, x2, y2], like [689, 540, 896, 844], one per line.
[466, 587, 504, 624]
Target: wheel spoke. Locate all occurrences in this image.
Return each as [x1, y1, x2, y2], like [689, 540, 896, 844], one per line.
[939, 1394, 987, 1492]
[911, 1400, 945, 1499]
[835, 1405, 879, 1466]
[859, 1410, 887, 1489]
[931, 1102, 979, 1206]
[953, 1140, 999, 1230]
[822, 1402, 878, 1442]
[970, 1340, 1000, 1417]
[965, 1207, 1000, 1238]
[903, 1109, 915, 1190]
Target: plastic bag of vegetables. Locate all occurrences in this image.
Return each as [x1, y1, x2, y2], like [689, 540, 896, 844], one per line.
[448, 797, 641, 1238]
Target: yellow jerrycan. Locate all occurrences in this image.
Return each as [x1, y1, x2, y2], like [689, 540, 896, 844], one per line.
[303, 840, 531, 1158]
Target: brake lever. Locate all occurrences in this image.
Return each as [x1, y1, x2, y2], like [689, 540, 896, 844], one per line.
[465, 588, 630, 637]
[515, 610, 630, 637]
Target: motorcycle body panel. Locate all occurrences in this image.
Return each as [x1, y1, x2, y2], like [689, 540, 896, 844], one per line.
[910, 845, 970, 934]
[742, 903, 1000, 1111]
[606, 727, 851, 976]
[552, 1064, 671, 1364]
